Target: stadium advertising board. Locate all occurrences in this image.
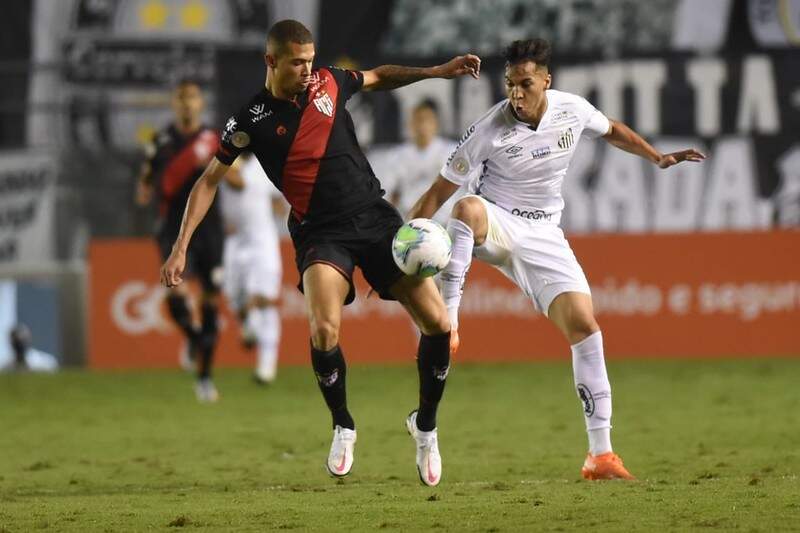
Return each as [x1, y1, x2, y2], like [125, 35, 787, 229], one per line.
[0, 152, 56, 264]
[88, 231, 800, 369]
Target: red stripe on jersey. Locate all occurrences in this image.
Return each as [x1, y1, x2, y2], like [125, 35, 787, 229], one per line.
[282, 69, 339, 219]
[161, 130, 219, 201]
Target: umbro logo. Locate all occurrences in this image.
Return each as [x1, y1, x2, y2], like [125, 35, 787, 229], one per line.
[558, 127, 574, 150]
[313, 92, 334, 117]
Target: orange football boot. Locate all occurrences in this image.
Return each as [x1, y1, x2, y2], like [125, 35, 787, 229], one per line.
[581, 452, 636, 480]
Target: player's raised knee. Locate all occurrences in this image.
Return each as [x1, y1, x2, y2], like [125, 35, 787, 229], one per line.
[451, 196, 484, 227]
[567, 314, 600, 344]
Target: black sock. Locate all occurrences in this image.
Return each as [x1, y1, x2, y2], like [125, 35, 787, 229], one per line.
[197, 300, 218, 380]
[416, 331, 451, 432]
[166, 294, 199, 340]
[310, 342, 354, 430]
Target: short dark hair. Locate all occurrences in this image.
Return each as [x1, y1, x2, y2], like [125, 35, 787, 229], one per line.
[267, 19, 313, 54]
[502, 39, 552, 69]
[413, 98, 439, 116]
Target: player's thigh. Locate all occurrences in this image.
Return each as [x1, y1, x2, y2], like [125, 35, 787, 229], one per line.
[469, 197, 518, 266]
[389, 275, 449, 336]
[513, 226, 592, 316]
[302, 263, 351, 348]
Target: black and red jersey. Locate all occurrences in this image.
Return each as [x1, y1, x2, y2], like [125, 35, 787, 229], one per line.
[144, 124, 222, 233]
[215, 67, 382, 226]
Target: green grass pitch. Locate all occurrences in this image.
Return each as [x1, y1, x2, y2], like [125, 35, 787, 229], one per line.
[1, 359, 798, 531]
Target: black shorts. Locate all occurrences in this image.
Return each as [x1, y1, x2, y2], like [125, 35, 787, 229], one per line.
[290, 199, 405, 305]
[157, 223, 223, 293]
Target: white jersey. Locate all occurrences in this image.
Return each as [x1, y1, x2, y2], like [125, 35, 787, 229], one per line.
[220, 155, 280, 243]
[441, 90, 610, 225]
[383, 137, 457, 213]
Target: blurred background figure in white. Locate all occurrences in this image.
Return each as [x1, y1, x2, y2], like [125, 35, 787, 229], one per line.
[380, 99, 467, 225]
[220, 153, 285, 385]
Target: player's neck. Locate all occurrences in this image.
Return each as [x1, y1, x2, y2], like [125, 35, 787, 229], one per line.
[265, 74, 299, 101]
[413, 136, 434, 150]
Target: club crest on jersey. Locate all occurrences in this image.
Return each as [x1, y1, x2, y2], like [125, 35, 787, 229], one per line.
[558, 127, 574, 150]
[313, 92, 334, 117]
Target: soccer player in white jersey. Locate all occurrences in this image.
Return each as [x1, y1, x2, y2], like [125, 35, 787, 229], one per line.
[409, 39, 705, 480]
[220, 153, 284, 384]
[383, 99, 463, 225]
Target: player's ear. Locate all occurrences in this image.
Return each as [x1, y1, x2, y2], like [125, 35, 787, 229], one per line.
[544, 73, 552, 89]
[265, 53, 277, 69]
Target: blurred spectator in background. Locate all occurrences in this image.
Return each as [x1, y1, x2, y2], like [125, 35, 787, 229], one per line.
[0, 324, 59, 373]
[219, 153, 286, 385]
[379, 99, 467, 225]
[134, 80, 223, 403]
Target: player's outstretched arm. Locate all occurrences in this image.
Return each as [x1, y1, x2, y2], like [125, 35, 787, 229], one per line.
[603, 119, 706, 169]
[160, 158, 230, 288]
[408, 175, 460, 220]
[361, 55, 481, 91]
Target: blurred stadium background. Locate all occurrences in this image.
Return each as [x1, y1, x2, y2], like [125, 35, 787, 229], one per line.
[1, 0, 799, 530]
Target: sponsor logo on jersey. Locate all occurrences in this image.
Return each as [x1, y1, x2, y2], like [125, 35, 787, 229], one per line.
[531, 146, 551, 159]
[558, 127, 574, 149]
[511, 208, 553, 221]
[550, 110, 571, 123]
[500, 128, 517, 142]
[250, 103, 273, 123]
[313, 92, 334, 117]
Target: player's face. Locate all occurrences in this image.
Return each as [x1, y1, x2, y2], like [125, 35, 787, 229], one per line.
[268, 42, 315, 96]
[410, 107, 438, 146]
[172, 84, 204, 123]
[505, 61, 551, 123]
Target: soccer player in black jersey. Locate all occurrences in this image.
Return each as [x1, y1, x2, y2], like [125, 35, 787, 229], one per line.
[136, 80, 224, 403]
[161, 20, 481, 486]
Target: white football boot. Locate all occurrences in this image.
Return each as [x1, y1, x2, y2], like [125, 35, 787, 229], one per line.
[326, 425, 356, 477]
[405, 410, 442, 487]
[194, 378, 219, 403]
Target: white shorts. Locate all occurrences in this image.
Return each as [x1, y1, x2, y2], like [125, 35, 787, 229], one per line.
[222, 234, 282, 310]
[468, 195, 591, 316]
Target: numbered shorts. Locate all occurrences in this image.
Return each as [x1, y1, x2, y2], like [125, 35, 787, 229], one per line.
[468, 195, 591, 316]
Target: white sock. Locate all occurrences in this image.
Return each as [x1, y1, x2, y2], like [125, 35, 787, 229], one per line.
[248, 306, 280, 381]
[441, 218, 474, 330]
[571, 331, 613, 455]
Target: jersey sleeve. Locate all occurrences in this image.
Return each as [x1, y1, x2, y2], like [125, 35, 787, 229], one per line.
[440, 122, 490, 186]
[216, 110, 254, 165]
[578, 97, 611, 139]
[328, 67, 364, 100]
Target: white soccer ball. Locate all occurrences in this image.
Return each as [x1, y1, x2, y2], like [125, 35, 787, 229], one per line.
[391, 218, 452, 277]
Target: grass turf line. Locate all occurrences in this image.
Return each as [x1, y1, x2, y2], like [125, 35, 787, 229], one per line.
[1, 360, 798, 531]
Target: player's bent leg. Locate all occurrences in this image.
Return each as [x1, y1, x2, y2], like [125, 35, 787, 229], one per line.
[247, 295, 281, 384]
[441, 196, 488, 333]
[548, 292, 635, 480]
[303, 263, 357, 476]
[390, 276, 450, 486]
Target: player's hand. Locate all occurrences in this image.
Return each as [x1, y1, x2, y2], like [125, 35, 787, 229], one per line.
[450, 328, 460, 358]
[436, 54, 481, 80]
[160, 249, 186, 288]
[657, 149, 706, 169]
